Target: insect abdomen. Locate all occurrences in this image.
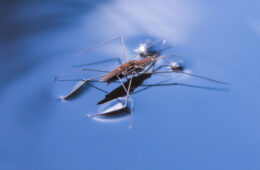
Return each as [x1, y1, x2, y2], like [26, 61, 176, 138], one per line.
[100, 60, 137, 83]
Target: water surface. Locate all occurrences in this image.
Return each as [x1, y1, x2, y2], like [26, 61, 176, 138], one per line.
[1, 0, 260, 170]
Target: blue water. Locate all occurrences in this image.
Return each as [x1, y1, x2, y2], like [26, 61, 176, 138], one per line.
[1, 0, 260, 170]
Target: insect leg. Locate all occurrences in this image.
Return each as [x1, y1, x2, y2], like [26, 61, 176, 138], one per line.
[54, 68, 109, 81]
[124, 74, 133, 107]
[75, 36, 122, 56]
[124, 74, 134, 129]
[132, 79, 170, 94]
[138, 82, 229, 91]
[72, 58, 122, 67]
[87, 83, 124, 105]
[155, 54, 184, 62]
[116, 75, 129, 96]
[145, 70, 229, 84]
[119, 35, 128, 62]
[75, 35, 128, 63]
[59, 74, 108, 100]
[87, 75, 134, 119]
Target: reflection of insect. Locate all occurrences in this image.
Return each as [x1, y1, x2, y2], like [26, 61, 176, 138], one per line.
[55, 36, 228, 122]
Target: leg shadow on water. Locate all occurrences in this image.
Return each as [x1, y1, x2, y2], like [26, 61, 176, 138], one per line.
[87, 97, 134, 128]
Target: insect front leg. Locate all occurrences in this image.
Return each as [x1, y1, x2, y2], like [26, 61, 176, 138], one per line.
[75, 35, 129, 63]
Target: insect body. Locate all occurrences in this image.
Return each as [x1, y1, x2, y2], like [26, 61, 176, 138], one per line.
[100, 55, 157, 84]
[56, 36, 228, 122]
[100, 60, 137, 84]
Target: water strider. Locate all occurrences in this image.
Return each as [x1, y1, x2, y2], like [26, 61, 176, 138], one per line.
[55, 35, 228, 120]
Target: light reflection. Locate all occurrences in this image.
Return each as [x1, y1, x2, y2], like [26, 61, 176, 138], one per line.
[82, 0, 203, 45]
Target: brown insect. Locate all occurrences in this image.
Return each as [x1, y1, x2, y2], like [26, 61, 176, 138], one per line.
[99, 54, 157, 84]
[55, 36, 228, 120]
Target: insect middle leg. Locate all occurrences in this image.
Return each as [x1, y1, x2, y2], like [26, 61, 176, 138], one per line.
[54, 68, 110, 81]
[72, 58, 123, 67]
